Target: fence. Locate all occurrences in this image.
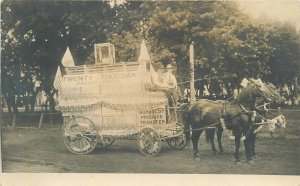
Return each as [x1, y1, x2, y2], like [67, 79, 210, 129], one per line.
[1, 112, 63, 129]
[1, 108, 299, 130]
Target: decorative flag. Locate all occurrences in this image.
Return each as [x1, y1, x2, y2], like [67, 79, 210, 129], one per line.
[61, 47, 75, 67]
[138, 39, 151, 71]
[138, 39, 151, 61]
[53, 66, 62, 91]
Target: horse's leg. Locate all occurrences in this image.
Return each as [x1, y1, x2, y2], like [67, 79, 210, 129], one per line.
[206, 129, 217, 155]
[216, 124, 224, 155]
[183, 121, 191, 143]
[251, 133, 258, 159]
[247, 128, 255, 158]
[249, 130, 256, 163]
[234, 130, 242, 164]
[243, 129, 254, 163]
[191, 129, 203, 160]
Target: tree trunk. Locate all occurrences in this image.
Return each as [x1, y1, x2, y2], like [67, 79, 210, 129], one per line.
[29, 91, 38, 112]
[176, 59, 184, 95]
[46, 89, 57, 124]
[295, 76, 298, 97]
[4, 92, 18, 114]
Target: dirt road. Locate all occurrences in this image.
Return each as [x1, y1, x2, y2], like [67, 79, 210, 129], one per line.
[2, 117, 299, 174]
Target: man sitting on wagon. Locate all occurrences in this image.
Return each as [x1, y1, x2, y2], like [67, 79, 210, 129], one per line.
[150, 63, 180, 106]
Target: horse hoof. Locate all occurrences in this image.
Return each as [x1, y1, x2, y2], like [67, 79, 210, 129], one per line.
[213, 151, 217, 155]
[194, 157, 200, 161]
[193, 153, 200, 161]
[235, 161, 242, 165]
[219, 151, 225, 155]
[252, 155, 260, 160]
[247, 160, 255, 164]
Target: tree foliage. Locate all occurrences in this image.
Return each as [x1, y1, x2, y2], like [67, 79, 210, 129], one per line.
[1, 1, 300, 112]
[266, 22, 300, 87]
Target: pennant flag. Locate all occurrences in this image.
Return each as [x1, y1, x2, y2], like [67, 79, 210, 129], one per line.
[138, 39, 151, 61]
[61, 47, 75, 67]
[53, 66, 62, 91]
[138, 39, 151, 71]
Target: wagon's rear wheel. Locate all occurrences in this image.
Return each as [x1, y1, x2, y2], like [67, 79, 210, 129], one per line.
[137, 127, 161, 156]
[167, 133, 188, 150]
[62, 116, 99, 155]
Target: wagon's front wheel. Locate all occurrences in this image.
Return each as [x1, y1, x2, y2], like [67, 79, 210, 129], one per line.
[62, 116, 99, 155]
[137, 127, 161, 156]
[167, 133, 188, 150]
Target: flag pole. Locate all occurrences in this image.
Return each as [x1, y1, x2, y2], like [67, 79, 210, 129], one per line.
[189, 41, 196, 102]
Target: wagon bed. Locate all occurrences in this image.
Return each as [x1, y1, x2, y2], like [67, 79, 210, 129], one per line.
[57, 60, 187, 156]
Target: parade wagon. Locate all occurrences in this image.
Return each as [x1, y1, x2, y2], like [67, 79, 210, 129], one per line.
[55, 42, 188, 156]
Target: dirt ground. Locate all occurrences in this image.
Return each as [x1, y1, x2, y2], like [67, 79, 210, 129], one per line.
[1, 110, 300, 174]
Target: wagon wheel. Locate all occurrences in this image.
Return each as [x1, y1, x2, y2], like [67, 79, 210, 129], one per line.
[137, 127, 161, 156]
[98, 137, 115, 148]
[166, 123, 188, 150]
[62, 116, 99, 155]
[167, 133, 188, 150]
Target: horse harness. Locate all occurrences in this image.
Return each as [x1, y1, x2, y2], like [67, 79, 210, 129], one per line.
[180, 100, 256, 133]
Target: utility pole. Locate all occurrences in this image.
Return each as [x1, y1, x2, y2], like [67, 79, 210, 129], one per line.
[189, 42, 196, 102]
[295, 76, 298, 105]
[295, 76, 298, 96]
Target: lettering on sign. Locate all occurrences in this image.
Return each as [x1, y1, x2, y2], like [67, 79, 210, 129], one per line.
[62, 72, 139, 87]
[101, 72, 137, 81]
[62, 74, 96, 87]
[139, 108, 166, 125]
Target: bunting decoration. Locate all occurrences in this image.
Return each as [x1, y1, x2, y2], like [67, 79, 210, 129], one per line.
[56, 100, 167, 112]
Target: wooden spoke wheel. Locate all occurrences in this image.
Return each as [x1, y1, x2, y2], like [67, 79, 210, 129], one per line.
[137, 127, 161, 156]
[98, 137, 115, 148]
[62, 116, 99, 155]
[167, 133, 188, 150]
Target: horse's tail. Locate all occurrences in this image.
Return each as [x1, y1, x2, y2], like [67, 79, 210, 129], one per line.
[180, 101, 204, 141]
[178, 103, 191, 141]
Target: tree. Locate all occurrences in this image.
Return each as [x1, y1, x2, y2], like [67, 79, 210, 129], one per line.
[266, 22, 300, 90]
[107, 2, 156, 62]
[2, 0, 300, 113]
[1, 1, 116, 112]
[1, 1, 68, 112]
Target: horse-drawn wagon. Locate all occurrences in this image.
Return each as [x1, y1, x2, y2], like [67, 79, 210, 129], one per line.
[55, 42, 187, 156]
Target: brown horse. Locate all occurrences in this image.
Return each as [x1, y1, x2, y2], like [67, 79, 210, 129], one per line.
[180, 79, 284, 164]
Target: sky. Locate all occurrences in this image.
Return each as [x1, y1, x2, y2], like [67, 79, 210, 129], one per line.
[236, 0, 300, 30]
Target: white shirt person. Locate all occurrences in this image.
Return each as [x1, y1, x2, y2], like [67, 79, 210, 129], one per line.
[150, 63, 180, 106]
[163, 64, 178, 89]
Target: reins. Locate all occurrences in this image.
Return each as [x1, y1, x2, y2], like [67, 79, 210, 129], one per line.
[176, 121, 221, 132]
